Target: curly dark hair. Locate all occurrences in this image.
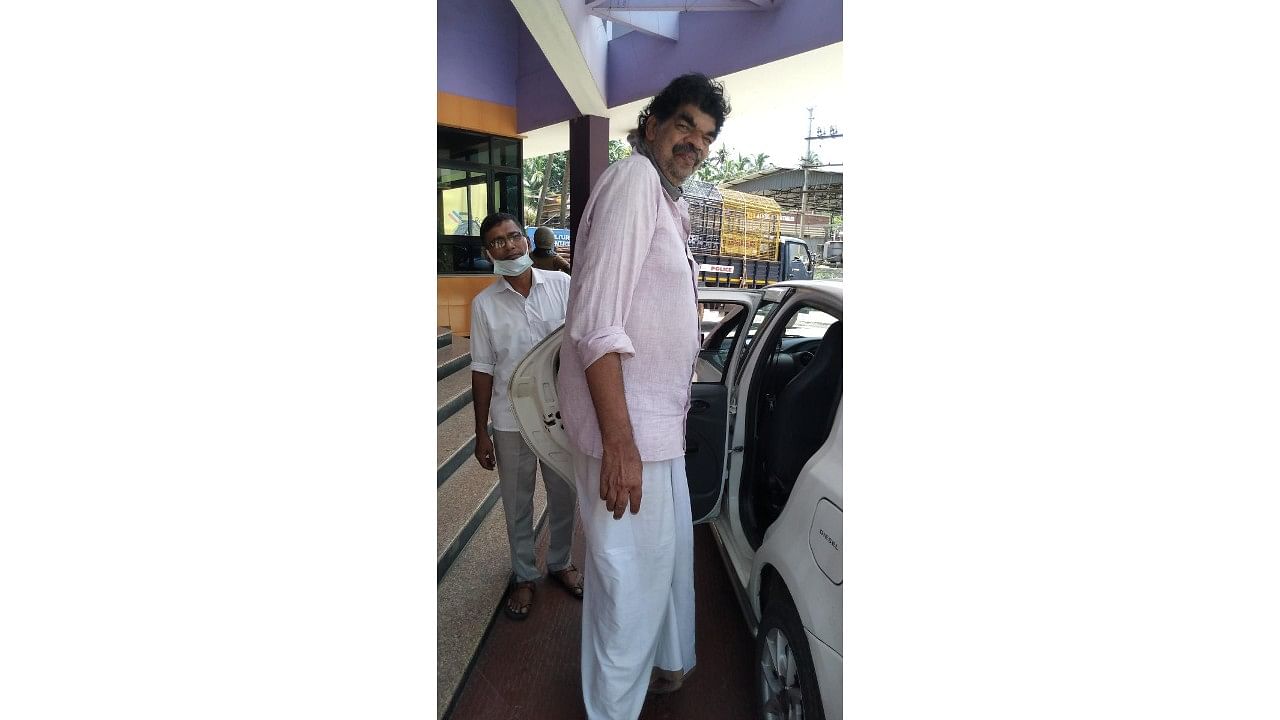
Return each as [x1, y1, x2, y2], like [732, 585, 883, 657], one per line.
[633, 73, 731, 138]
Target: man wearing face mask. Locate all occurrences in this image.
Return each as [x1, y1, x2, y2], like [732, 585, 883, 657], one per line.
[557, 73, 730, 719]
[469, 212, 581, 623]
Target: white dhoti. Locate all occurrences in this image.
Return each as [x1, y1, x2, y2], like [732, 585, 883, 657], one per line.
[571, 450, 696, 720]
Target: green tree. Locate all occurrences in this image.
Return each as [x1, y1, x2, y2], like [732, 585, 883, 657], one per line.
[522, 159, 545, 226]
[608, 139, 632, 164]
[523, 152, 567, 225]
[694, 146, 771, 184]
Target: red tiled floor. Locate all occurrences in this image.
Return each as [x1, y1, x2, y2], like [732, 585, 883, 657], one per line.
[447, 516, 757, 719]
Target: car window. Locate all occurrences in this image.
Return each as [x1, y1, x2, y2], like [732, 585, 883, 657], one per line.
[731, 299, 781, 385]
[782, 306, 838, 340]
[695, 301, 749, 383]
[743, 300, 780, 352]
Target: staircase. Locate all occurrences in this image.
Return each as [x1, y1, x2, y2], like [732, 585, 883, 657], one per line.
[436, 327, 551, 718]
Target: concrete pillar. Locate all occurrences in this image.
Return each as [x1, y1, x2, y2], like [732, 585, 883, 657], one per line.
[567, 114, 609, 255]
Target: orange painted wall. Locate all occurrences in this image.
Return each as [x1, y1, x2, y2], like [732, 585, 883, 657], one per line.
[438, 275, 498, 337]
[437, 92, 519, 138]
[436, 95, 521, 336]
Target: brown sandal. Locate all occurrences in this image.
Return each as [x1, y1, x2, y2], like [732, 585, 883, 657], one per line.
[504, 580, 535, 621]
[550, 564, 584, 600]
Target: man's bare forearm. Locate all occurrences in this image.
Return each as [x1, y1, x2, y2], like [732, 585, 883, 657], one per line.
[584, 353, 636, 448]
[471, 371, 494, 431]
[586, 352, 643, 517]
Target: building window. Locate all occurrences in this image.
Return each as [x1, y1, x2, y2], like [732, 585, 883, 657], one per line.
[438, 127, 522, 274]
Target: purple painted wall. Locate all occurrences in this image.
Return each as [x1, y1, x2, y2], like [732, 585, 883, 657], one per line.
[435, 0, 841, 132]
[606, 0, 842, 107]
[516, 23, 578, 134]
[436, 0, 523, 106]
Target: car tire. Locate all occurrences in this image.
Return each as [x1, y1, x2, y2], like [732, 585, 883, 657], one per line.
[756, 594, 825, 720]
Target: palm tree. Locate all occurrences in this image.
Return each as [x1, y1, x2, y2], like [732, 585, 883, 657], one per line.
[522, 158, 544, 225]
[523, 153, 566, 226]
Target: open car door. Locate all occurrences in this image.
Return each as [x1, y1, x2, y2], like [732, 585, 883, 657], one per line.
[508, 327, 574, 484]
[509, 286, 761, 523]
[686, 289, 762, 522]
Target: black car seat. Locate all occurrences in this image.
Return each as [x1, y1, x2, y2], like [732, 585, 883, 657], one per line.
[762, 320, 842, 510]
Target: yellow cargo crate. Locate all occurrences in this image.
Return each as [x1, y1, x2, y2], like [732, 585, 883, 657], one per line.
[718, 188, 780, 260]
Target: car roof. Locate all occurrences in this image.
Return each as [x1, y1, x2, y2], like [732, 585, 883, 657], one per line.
[773, 279, 844, 299]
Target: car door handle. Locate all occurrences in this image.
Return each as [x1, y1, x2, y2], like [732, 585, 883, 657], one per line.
[690, 399, 710, 413]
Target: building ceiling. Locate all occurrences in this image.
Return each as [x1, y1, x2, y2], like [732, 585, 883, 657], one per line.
[520, 41, 843, 158]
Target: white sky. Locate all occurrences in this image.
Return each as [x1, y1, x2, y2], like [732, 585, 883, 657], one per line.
[712, 100, 847, 171]
[709, 43, 847, 170]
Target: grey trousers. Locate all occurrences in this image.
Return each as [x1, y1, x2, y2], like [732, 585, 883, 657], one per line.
[492, 430, 577, 583]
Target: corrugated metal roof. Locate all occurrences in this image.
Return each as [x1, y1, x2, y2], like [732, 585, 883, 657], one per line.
[722, 167, 843, 193]
[720, 166, 843, 216]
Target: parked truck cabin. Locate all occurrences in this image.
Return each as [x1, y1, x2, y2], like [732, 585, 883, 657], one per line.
[822, 240, 843, 267]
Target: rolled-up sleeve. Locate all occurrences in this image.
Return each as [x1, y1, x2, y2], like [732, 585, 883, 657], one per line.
[468, 299, 496, 375]
[565, 160, 657, 369]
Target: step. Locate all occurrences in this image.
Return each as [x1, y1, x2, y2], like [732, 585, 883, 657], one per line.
[437, 369, 473, 426]
[437, 334, 470, 366]
[437, 336, 471, 381]
[438, 327, 452, 349]
[437, 451, 556, 577]
[437, 482, 549, 719]
[438, 412, 488, 486]
[437, 460, 501, 573]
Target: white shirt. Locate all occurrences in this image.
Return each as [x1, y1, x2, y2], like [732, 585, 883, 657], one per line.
[469, 268, 571, 432]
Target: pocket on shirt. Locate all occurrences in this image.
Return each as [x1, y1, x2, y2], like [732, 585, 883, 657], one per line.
[536, 316, 565, 339]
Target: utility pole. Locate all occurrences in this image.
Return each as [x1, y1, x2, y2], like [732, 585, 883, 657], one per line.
[798, 107, 813, 243]
[798, 109, 844, 249]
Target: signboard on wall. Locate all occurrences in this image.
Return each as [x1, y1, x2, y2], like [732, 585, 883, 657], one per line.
[525, 226, 571, 249]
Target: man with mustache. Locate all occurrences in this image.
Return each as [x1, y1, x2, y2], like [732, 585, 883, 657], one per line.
[557, 73, 730, 719]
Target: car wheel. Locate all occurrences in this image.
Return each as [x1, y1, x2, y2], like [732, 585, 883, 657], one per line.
[756, 595, 825, 720]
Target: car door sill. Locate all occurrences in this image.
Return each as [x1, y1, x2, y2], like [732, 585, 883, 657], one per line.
[709, 521, 758, 636]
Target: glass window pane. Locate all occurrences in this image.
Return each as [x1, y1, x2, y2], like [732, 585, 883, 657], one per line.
[438, 127, 489, 164]
[493, 171, 521, 218]
[788, 306, 838, 339]
[437, 169, 488, 235]
[740, 300, 780, 362]
[438, 168, 470, 235]
[492, 137, 519, 167]
[469, 172, 489, 229]
[694, 302, 748, 384]
[438, 238, 493, 274]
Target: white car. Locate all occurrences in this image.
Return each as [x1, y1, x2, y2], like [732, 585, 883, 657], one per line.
[509, 281, 843, 720]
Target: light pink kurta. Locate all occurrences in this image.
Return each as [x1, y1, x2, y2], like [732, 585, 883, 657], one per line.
[557, 153, 701, 462]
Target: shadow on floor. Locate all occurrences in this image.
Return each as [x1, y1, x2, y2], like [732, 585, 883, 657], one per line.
[446, 516, 757, 720]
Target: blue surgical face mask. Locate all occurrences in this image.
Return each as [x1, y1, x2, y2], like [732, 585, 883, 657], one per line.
[492, 251, 533, 277]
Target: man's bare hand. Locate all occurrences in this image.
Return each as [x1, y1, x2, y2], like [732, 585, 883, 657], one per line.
[599, 439, 643, 520]
[474, 432, 496, 470]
